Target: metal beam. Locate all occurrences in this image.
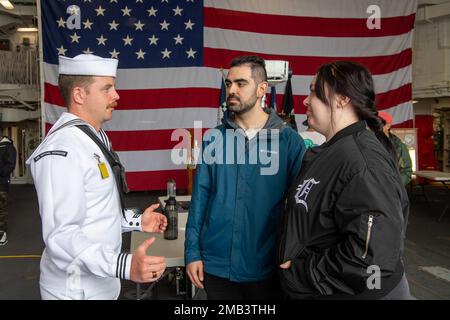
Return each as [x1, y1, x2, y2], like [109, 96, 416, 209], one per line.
[0, 4, 36, 17]
[416, 1, 450, 21]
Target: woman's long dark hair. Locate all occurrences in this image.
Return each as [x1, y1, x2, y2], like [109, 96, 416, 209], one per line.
[314, 61, 395, 158]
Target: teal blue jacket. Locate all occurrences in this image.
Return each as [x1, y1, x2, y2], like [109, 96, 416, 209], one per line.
[184, 109, 305, 282]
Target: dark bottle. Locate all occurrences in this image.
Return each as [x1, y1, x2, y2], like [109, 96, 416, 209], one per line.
[164, 180, 178, 240]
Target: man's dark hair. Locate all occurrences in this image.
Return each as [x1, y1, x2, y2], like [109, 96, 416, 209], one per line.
[58, 75, 95, 106]
[230, 55, 267, 83]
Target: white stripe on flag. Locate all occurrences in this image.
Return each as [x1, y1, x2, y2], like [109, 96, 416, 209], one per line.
[275, 65, 412, 95]
[44, 63, 223, 89]
[295, 101, 413, 130]
[45, 63, 411, 95]
[44, 103, 219, 130]
[386, 102, 414, 125]
[204, 28, 413, 57]
[204, 0, 418, 18]
[117, 149, 186, 172]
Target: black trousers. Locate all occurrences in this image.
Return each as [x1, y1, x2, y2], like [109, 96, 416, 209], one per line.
[0, 192, 8, 232]
[203, 272, 281, 300]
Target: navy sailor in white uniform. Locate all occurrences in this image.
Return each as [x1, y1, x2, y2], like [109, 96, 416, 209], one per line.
[26, 54, 168, 300]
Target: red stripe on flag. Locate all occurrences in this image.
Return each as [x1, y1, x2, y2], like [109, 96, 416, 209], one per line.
[292, 87, 411, 114]
[294, 96, 308, 114]
[204, 48, 412, 76]
[106, 128, 209, 151]
[44, 83, 65, 106]
[46, 122, 209, 152]
[45, 122, 56, 135]
[44, 83, 221, 110]
[126, 170, 188, 191]
[376, 84, 412, 110]
[117, 88, 220, 110]
[204, 8, 416, 38]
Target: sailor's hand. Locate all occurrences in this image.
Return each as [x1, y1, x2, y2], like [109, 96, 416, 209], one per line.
[141, 203, 167, 233]
[130, 237, 166, 283]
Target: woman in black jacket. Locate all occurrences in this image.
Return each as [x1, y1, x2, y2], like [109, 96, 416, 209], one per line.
[278, 61, 411, 299]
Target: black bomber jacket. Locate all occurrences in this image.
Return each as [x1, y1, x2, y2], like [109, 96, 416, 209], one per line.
[278, 121, 409, 299]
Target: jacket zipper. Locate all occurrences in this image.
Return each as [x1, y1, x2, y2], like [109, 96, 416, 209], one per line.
[362, 215, 374, 259]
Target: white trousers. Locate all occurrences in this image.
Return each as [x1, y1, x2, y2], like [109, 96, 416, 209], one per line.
[40, 282, 120, 300]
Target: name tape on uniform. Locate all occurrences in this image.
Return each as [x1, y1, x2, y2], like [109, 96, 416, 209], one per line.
[34, 150, 68, 162]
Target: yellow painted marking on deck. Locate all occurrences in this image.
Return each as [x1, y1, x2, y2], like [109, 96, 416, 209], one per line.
[0, 255, 41, 259]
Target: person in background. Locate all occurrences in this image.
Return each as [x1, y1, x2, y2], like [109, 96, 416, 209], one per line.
[26, 54, 168, 299]
[279, 61, 411, 300]
[185, 55, 306, 300]
[378, 111, 413, 186]
[0, 133, 17, 246]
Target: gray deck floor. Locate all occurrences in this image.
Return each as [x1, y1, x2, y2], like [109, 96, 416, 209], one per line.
[0, 184, 449, 300]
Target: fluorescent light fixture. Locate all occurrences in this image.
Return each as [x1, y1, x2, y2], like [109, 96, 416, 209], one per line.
[0, 0, 14, 10]
[17, 27, 38, 32]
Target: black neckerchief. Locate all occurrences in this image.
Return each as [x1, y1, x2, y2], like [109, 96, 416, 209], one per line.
[75, 125, 129, 220]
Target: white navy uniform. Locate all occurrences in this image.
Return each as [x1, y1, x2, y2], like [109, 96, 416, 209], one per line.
[26, 112, 142, 300]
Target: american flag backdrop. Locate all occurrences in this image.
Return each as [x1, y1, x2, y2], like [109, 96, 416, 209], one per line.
[40, 0, 418, 191]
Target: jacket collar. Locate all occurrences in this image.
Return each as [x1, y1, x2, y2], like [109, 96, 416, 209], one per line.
[323, 120, 368, 147]
[221, 108, 284, 130]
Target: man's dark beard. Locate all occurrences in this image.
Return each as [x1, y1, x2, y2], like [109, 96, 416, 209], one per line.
[226, 95, 258, 115]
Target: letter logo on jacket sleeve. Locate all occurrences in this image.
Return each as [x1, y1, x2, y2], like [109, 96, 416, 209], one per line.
[294, 178, 320, 212]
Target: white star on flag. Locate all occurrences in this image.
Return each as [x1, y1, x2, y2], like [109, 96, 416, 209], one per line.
[184, 19, 195, 30]
[136, 0, 143, 3]
[95, 6, 106, 16]
[134, 20, 145, 31]
[110, 0, 118, 3]
[173, 6, 183, 16]
[147, 7, 157, 16]
[109, 49, 120, 59]
[68, 5, 80, 15]
[83, 19, 93, 29]
[148, 35, 159, 45]
[109, 20, 119, 31]
[56, 18, 65, 28]
[70, 32, 80, 43]
[136, 49, 146, 59]
[160, 20, 170, 30]
[97, 35, 107, 46]
[57, 45, 67, 55]
[123, 35, 133, 46]
[83, 48, 94, 54]
[186, 48, 196, 58]
[122, 6, 132, 16]
[161, 48, 171, 59]
[174, 34, 184, 45]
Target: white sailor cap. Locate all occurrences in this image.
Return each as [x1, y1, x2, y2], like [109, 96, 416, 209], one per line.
[58, 54, 118, 77]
